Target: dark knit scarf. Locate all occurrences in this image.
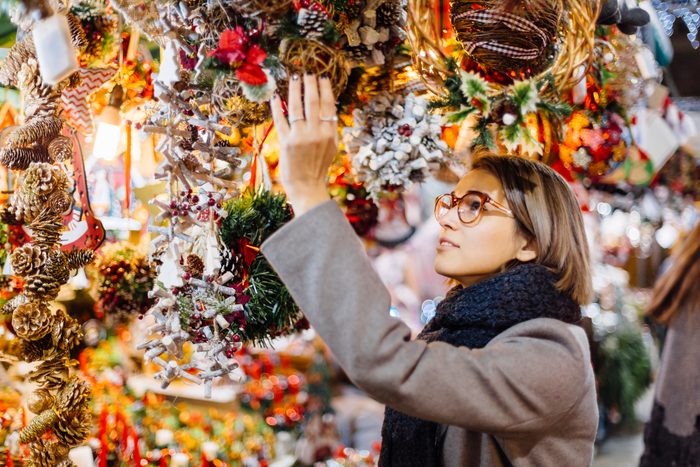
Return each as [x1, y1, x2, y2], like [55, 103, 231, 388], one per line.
[379, 263, 582, 467]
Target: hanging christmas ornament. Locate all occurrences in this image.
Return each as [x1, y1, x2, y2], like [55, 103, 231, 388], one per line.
[343, 92, 450, 199]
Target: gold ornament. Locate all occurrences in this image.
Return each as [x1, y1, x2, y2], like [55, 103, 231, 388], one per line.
[10, 245, 48, 277]
[27, 388, 54, 414]
[11, 302, 54, 341]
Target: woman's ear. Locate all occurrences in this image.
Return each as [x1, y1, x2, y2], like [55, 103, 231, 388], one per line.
[515, 237, 538, 263]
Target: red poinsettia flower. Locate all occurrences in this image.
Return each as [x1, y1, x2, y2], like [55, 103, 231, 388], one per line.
[209, 27, 268, 86]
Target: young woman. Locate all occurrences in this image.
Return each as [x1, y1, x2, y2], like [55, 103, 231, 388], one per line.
[640, 223, 700, 466]
[262, 74, 598, 466]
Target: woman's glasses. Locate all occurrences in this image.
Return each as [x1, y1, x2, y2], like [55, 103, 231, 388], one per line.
[434, 191, 514, 225]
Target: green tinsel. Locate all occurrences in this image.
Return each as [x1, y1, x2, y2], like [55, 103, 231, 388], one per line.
[219, 189, 302, 346]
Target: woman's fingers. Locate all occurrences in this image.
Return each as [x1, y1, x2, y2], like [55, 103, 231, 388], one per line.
[269, 94, 289, 139]
[287, 74, 304, 124]
[303, 74, 320, 124]
[318, 76, 337, 142]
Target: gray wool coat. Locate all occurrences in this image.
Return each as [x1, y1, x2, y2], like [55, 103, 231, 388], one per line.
[261, 200, 598, 466]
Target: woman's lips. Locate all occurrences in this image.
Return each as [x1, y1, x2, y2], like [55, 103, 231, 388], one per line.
[438, 238, 459, 249]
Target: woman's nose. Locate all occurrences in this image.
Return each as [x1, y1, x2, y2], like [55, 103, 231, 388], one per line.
[438, 207, 459, 231]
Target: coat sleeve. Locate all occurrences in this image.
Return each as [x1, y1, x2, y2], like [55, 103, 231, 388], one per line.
[261, 200, 591, 436]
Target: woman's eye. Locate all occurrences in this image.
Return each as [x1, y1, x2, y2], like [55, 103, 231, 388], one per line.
[469, 201, 481, 211]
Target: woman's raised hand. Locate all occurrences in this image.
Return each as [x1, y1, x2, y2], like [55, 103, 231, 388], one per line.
[269, 74, 337, 216]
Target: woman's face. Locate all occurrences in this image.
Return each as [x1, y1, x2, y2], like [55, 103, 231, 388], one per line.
[434, 169, 532, 287]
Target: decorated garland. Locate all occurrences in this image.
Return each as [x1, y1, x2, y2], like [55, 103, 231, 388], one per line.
[429, 60, 571, 157]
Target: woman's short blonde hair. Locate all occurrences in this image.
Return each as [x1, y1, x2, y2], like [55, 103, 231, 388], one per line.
[472, 154, 593, 305]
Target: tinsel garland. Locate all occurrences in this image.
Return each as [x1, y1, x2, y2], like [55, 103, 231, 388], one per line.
[219, 189, 305, 346]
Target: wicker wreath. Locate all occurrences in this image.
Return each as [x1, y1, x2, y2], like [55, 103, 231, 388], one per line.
[212, 75, 271, 127]
[407, 0, 599, 97]
[231, 0, 293, 18]
[281, 39, 349, 98]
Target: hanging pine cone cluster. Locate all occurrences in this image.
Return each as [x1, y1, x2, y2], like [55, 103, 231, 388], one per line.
[7, 163, 72, 224]
[0, 6, 86, 171]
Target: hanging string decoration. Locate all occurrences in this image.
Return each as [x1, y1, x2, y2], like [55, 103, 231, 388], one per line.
[343, 92, 450, 199]
[1, 164, 96, 466]
[0, 9, 86, 170]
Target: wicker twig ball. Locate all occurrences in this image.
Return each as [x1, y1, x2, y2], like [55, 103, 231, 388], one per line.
[281, 39, 349, 98]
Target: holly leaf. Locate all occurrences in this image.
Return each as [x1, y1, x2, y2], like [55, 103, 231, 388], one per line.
[472, 117, 495, 149]
[537, 100, 573, 119]
[446, 106, 477, 123]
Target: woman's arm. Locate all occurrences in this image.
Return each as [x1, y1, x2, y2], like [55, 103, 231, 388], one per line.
[261, 200, 592, 437]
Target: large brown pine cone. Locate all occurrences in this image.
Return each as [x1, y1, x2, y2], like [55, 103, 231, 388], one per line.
[28, 357, 71, 390]
[26, 439, 71, 467]
[45, 251, 70, 284]
[54, 407, 91, 447]
[64, 249, 95, 272]
[11, 302, 54, 341]
[23, 162, 70, 198]
[10, 245, 48, 277]
[20, 335, 59, 362]
[24, 273, 63, 301]
[56, 378, 91, 412]
[28, 211, 64, 248]
[51, 312, 83, 352]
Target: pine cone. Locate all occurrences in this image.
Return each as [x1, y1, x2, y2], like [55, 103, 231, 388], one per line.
[377, 0, 404, 28]
[5, 116, 63, 148]
[45, 251, 71, 283]
[64, 249, 95, 271]
[10, 245, 48, 277]
[24, 162, 70, 198]
[21, 335, 59, 362]
[186, 254, 205, 277]
[56, 378, 91, 412]
[54, 407, 91, 447]
[25, 273, 63, 301]
[2, 294, 27, 316]
[0, 36, 34, 87]
[28, 357, 71, 390]
[47, 136, 74, 162]
[298, 8, 328, 39]
[26, 439, 70, 467]
[51, 312, 83, 352]
[11, 302, 55, 341]
[0, 147, 52, 171]
[28, 210, 64, 248]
